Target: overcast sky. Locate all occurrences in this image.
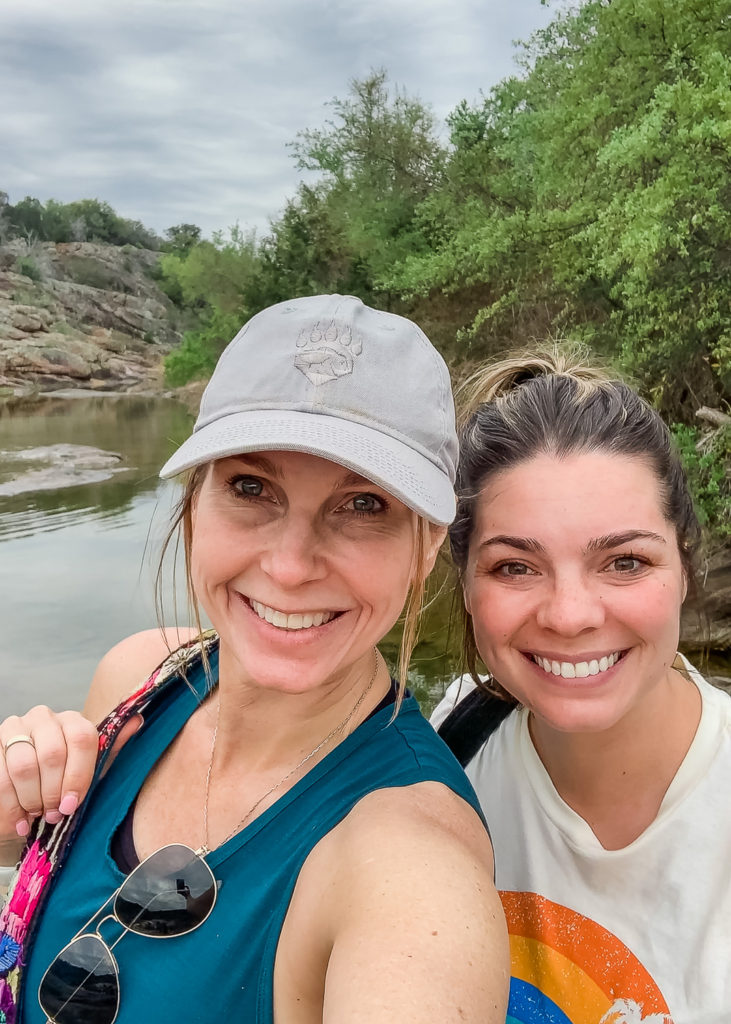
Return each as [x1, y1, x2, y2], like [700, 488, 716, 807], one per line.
[2, 0, 554, 240]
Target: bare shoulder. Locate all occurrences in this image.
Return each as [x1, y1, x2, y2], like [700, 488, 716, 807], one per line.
[303, 782, 507, 1021]
[337, 781, 496, 885]
[82, 626, 200, 723]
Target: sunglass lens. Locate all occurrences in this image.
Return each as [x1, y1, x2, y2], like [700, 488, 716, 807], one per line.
[115, 843, 216, 937]
[38, 933, 119, 1024]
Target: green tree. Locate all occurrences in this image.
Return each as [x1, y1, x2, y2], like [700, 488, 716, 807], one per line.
[274, 70, 446, 297]
[164, 223, 203, 254]
[390, 0, 730, 417]
[161, 227, 263, 383]
[8, 196, 45, 241]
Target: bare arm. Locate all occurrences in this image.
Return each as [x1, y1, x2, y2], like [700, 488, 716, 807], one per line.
[277, 782, 509, 1023]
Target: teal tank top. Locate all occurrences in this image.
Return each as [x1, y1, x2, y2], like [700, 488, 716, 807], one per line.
[22, 655, 483, 1023]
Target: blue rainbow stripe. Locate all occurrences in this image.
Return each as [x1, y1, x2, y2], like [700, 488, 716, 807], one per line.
[507, 976, 573, 1024]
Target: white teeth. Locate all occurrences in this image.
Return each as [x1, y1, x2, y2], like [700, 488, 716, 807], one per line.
[250, 599, 335, 630]
[533, 652, 621, 679]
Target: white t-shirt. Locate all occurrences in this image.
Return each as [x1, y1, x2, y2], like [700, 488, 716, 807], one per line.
[432, 665, 731, 1024]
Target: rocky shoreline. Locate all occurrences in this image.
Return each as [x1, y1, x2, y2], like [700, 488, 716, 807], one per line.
[0, 239, 177, 396]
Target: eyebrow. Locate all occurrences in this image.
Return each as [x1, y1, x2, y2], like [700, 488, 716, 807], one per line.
[478, 530, 667, 555]
[477, 535, 546, 554]
[224, 454, 284, 478]
[584, 530, 667, 552]
[338, 470, 377, 488]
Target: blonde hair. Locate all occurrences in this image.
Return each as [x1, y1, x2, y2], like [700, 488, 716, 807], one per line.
[394, 514, 436, 714]
[456, 345, 616, 429]
[155, 465, 211, 688]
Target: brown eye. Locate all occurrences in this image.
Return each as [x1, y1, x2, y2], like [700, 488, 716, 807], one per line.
[496, 562, 534, 577]
[611, 556, 643, 573]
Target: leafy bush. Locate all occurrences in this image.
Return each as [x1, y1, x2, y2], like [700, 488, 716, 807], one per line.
[672, 423, 731, 544]
[63, 256, 126, 291]
[164, 309, 243, 386]
[15, 256, 42, 282]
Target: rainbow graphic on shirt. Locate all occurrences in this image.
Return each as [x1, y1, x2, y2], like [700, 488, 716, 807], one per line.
[501, 891, 673, 1024]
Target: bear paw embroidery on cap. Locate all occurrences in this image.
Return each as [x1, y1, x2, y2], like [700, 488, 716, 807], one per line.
[295, 320, 363, 385]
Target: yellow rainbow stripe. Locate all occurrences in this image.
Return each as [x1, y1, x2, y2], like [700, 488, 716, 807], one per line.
[511, 933, 613, 1023]
[501, 891, 671, 1014]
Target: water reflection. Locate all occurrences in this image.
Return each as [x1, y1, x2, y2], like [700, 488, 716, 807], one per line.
[0, 395, 194, 714]
[0, 396, 191, 542]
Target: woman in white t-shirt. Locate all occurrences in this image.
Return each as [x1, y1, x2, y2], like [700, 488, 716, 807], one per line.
[432, 350, 731, 1024]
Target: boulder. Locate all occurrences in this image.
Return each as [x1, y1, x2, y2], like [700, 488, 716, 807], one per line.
[0, 342, 92, 379]
[0, 239, 181, 393]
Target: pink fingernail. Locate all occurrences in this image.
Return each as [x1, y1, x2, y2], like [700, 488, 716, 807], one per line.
[45, 810, 63, 825]
[15, 819, 29, 837]
[59, 793, 79, 816]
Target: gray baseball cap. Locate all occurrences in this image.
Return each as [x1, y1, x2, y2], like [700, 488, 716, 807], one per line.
[160, 294, 457, 525]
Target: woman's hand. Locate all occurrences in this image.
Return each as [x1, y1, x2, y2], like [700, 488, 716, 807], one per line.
[0, 707, 141, 851]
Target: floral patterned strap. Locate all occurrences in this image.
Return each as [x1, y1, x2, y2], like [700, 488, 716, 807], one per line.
[0, 632, 219, 1024]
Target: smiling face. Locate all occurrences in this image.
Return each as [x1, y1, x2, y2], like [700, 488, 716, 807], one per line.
[462, 451, 687, 736]
[189, 450, 444, 696]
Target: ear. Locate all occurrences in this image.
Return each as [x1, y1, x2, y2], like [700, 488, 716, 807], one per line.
[424, 524, 447, 576]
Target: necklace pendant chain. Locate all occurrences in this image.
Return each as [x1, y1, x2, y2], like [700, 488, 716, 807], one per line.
[202, 648, 381, 853]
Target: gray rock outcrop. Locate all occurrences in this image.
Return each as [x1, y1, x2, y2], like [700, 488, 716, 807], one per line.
[0, 240, 180, 393]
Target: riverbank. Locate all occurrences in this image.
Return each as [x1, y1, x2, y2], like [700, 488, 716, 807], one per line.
[0, 239, 178, 397]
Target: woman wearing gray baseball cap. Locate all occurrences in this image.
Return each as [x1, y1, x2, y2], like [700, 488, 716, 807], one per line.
[0, 295, 508, 1023]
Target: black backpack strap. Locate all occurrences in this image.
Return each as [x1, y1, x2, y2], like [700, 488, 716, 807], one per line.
[437, 687, 515, 767]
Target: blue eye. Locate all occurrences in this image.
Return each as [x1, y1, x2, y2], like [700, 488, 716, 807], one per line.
[346, 493, 386, 514]
[228, 476, 263, 497]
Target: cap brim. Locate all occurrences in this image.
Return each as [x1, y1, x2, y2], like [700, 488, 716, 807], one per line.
[159, 410, 455, 526]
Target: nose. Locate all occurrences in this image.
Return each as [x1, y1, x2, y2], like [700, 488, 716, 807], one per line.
[535, 574, 606, 636]
[260, 515, 327, 588]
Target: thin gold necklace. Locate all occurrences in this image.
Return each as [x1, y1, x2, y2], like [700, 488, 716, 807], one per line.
[199, 649, 380, 855]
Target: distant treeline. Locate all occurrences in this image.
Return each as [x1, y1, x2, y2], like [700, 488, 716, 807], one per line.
[3, 0, 728, 539]
[0, 193, 201, 255]
[0, 194, 162, 250]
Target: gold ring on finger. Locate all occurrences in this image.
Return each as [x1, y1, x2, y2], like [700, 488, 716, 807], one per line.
[3, 734, 36, 754]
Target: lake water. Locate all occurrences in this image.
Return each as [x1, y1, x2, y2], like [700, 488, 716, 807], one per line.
[0, 394, 459, 716]
[2, 395, 727, 719]
[0, 394, 194, 714]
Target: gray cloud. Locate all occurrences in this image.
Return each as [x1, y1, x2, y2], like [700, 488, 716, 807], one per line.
[1, 0, 553, 238]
